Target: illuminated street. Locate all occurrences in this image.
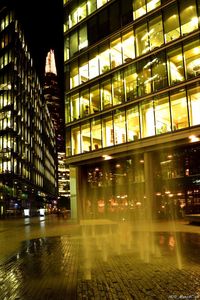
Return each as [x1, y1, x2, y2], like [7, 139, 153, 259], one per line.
[0, 216, 200, 299]
[0, 215, 79, 262]
[1, 0, 200, 298]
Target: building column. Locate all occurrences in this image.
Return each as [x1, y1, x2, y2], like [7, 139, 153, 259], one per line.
[69, 166, 78, 221]
[144, 152, 155, 220]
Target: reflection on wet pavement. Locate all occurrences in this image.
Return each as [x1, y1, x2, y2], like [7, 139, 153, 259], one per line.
[0, 235, 78, 300]
[0, 229, 200, 300]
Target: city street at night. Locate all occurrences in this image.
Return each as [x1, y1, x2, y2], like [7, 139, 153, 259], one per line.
[0, 215, 200, 299]
[1, 0, 200, 299]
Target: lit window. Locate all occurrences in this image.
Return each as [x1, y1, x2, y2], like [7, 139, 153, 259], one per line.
[140, 101, 155, 138]
[99, 43, 110, 74]
[163, 4, 180, 43]
[79, 26, 88, 50]
[147, 0, 160, 12]
[79, 56, 89, 84]
[133, 0, 146, 20]
[110, 37, 122, 69]
[122, 30, 135, 63]
[126, 106, 140, 141]
[89, 50, 99, 79]
[170, 90, 188, 131]
[114, 111, 126, 145]
[188, 86, 200, 126]
[180, 1, 198, 35]
[184, 41, 200, 79]
[91, 119, 102, 150]
[102, 114, 114, 147]
[154, 95, 171, 134]
[81, 122, 91, 153]
[97, 0, 107, 9]
[167, 47, 184, 85]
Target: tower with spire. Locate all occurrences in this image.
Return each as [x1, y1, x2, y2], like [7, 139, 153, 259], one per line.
[43, 49, 70, 206]
[43, 49, 65, 153]
[45, 49, 57, 76]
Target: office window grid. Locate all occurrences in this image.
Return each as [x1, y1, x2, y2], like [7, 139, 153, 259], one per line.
[0, 14, 57, 190]
[65, 0, 200, 156]
[64, 0, 161, 34]
[64, 0, 198, 62]
[65, 3, 200, 90]
[64, 0, 112, 32]
[66, 37, 200, 120]
[67, 83, 200, 156]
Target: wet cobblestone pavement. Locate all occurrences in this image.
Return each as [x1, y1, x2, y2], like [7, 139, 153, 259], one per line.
[0, 223, 200, 300]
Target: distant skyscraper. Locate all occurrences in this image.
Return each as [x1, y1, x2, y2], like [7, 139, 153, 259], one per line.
[0, 2, 57, 217]
[44, 50, 70, 203]
[45, 49, 57, 76]
[44, 49, 65, 153]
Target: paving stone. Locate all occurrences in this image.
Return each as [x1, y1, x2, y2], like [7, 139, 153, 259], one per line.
[0, 228, 200, 299]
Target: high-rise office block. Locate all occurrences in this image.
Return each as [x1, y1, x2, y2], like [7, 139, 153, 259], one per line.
[44, 49, 65, 153]
[57, 152, 70, 200]
[64, 0, 200, 220]
[44, 50, 70, 204]
[0, 2, 57, 217]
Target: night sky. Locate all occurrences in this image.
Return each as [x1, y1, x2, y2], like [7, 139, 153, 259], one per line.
[14, 0, 64, 87]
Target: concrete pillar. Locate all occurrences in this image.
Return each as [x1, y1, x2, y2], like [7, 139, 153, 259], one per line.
[144, 152, 155, 220]
[69, 166, 78, 221]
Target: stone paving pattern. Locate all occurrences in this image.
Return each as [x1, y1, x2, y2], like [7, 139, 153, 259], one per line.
[0, 224, 200, 300]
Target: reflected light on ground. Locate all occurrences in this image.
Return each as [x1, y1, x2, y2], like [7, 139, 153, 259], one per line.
[189, 135, 200, 142]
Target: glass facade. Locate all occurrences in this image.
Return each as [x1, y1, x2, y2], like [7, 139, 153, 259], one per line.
[67, 84, 200, 155]
[0, 5, 57, 217]
[65, 0, 200, 155]
[84, 144, 200, 219]
[65, 19, 200, 88]
[64, 0, 200, 219]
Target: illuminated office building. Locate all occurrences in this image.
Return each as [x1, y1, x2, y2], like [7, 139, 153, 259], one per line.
[57, 152, 70, 200]
[0, 2, 57, 216]
[64, 0, 200, 220]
